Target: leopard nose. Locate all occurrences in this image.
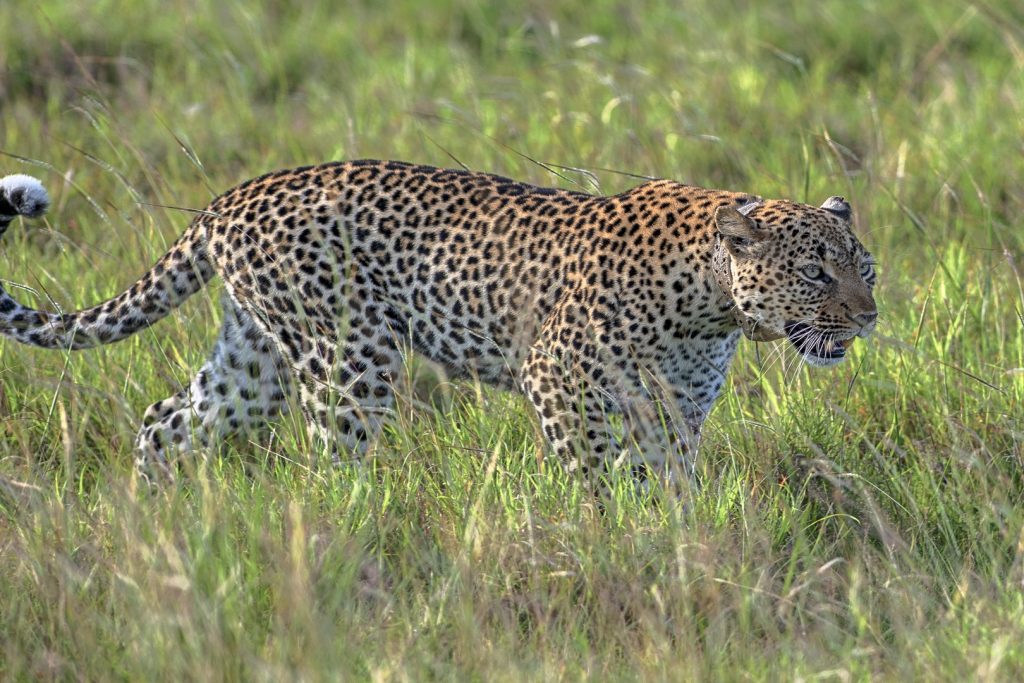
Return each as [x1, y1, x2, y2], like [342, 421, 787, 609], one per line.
[853, 311, 877, 326]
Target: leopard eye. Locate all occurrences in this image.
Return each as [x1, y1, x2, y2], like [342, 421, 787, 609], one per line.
[860, 262, 875, 279]
[800, 264, 832, 284]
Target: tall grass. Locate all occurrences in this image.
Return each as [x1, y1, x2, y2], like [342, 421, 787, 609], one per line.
[1, 0, 1022, 679]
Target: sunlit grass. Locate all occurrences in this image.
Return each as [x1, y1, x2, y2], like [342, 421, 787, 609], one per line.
[1, 0, 1023, 679]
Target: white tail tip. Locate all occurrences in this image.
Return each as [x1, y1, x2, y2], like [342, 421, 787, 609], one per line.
[0, 174, 50, 218]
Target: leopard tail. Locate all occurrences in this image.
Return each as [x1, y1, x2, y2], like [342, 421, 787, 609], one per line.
[0, 174, 215, 350]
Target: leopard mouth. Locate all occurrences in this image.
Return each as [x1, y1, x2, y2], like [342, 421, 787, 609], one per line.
[784, 321, 854, 363]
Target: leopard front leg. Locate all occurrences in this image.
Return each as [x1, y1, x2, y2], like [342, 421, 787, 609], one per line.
[520, 346, 625, 490]
[518, 291, 637, 492]
[616, 392, 704, 488]
[626, 332, 741, 488]
[519, 294, 727, 495]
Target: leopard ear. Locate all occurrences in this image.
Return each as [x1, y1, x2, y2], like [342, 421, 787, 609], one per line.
[820, 196, 852, 222]
[715, 205, 769, 257]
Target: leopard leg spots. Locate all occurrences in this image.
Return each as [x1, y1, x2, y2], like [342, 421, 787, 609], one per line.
[520, 347, 623, 492]
[141, 390, 188, 427]
[520, 305, 702, 495]
[296, 326, 403, 464]
[134, 299, 291, 479]
[241, 282, 405, 466]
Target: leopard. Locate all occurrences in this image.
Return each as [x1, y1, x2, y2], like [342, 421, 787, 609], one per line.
[0, 161, 877, 486]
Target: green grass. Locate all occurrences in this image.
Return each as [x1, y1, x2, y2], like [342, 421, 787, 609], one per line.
[2, 0, 1023, 679]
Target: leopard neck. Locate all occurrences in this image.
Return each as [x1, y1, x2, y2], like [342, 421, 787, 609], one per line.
[710, 235, 735, 307]
[710, 236, 781, 342]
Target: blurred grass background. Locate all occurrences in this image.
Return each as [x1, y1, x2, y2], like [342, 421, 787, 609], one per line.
[1, 0, 1022, 679]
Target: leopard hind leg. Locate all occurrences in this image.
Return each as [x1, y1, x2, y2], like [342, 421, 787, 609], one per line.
[275, 295, 404, 465]
[135, 297, 291, 479]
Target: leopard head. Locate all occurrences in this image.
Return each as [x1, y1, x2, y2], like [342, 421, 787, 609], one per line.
[714, 196, 877, 367]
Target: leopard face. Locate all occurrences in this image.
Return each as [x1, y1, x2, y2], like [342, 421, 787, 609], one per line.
[715, 196, 877, 367]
